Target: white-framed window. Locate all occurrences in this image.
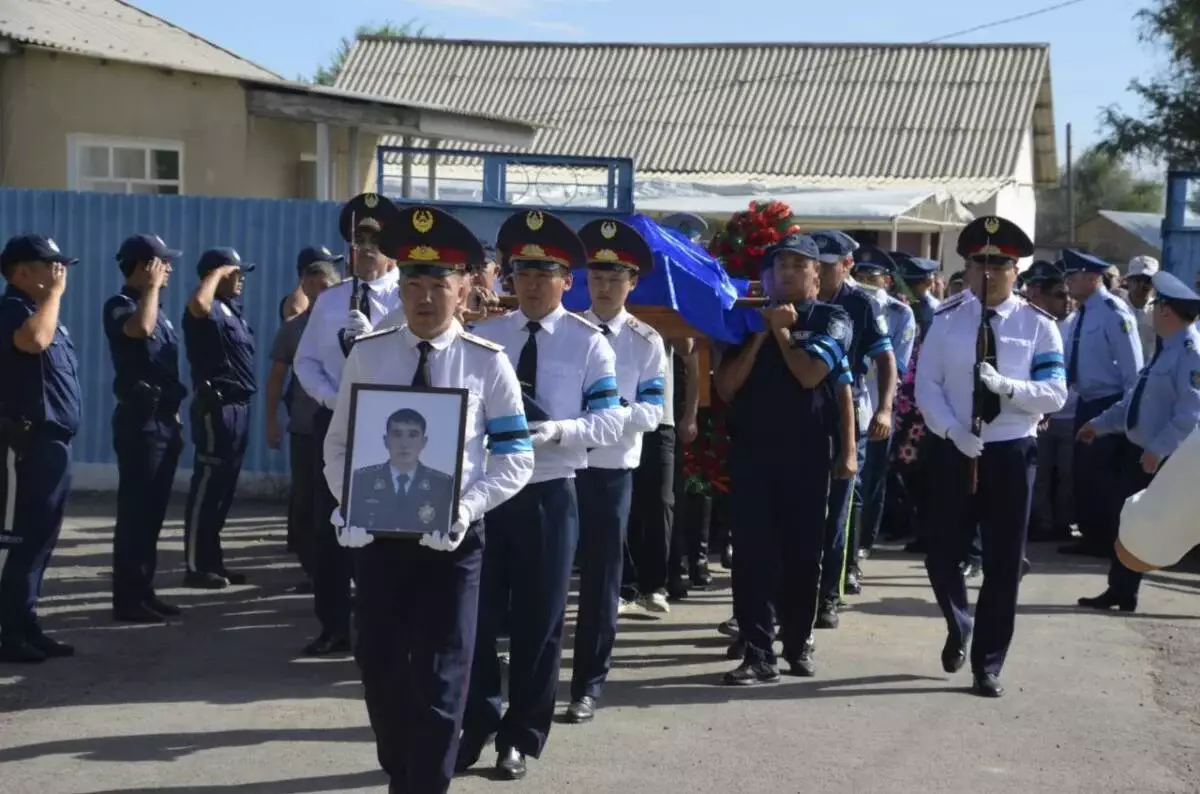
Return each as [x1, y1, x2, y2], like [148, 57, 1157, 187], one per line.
[66, 134, 184, 195]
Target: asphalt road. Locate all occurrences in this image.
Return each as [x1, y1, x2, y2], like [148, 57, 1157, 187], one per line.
[1, 494, 1197, 794]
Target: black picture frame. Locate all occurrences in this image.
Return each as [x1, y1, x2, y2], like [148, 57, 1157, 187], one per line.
[340, 383, 469, 537]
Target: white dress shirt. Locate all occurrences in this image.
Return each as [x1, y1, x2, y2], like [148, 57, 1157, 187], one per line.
[323, 320, 534, 526]
[294, 269, 403, 409]
[916, 290, 1068, 443]
[582, 308, 667, 470]
[473, 303, 626, 484]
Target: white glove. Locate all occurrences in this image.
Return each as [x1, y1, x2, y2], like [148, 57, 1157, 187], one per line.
[529, 421, 563, 448]
[419, 505, 469, 553]
[978, 362, 1015, 398]
[345, 309, 373, 338]
[946, 423, 984, 459]
[329, 507, 374, 548]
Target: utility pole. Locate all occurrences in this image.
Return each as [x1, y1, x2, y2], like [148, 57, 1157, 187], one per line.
[1066, 122, 1076, 245]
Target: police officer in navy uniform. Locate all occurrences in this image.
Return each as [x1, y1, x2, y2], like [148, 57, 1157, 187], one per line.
[915, 216, 1067, 698]
[180, 247, 257, 589]
[322, 204, 535, 794]
[459, 210, 625, 780]
[714, 233, 856, 683]
[1060, 248, 1144, 557]
[567, 217, 666, 723]
[104, 234, 188, 622]
[812, 230, 896, 622]
[0, 234, 80, 664]
[894, 253, 941, 341]
[1076, 270, 1200, 612]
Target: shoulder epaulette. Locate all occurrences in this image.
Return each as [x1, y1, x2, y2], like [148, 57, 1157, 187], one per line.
[934, 294, 968, 315]
[1018, 297, 1056, 321]
[624, 315, 660, 342]
[354, 327, 401, 344]
[567, 312, 603, 333]
[1103, 296, 1129, 315]
[885, 299, 908, 313]
[461, 331, 503, 352]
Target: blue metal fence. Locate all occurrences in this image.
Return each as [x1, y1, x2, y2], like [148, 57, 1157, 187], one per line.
[1162, 170, 1200, 287]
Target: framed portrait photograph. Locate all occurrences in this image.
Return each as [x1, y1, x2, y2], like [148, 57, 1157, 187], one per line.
[341, 384, 468, 537]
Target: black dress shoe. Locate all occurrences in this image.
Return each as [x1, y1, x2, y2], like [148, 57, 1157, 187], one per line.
[114, 603, 167, 624]
[0, 638, 47, 664]
[845, 568, 862, 596]
[28, 631, 75, 658]
[814, 600, 839, 629]
[857, 547, 872, 561]
[565, 696, 596, 723]
[1078, 589, 1137, 613]
[666, 580, 689, 601]
[725, 639, 746, 659]
[972, 672, 1005, 698]
[721, 660, 780, 686]
[785, 639, 816, 677]
[690, 563, 713, 588]
[721, 544, 733, 569]
[302, 632, 351, 656]
[147, 596, 182, 617]
[219, 569, 248, 586]
[183, 571, 228, 589]
[941, 627, 971, 674]
[717, 617, 738, 637]
[495, 747, 527, 780]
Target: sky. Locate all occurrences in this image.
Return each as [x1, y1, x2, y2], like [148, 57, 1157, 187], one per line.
[135, 0, 1165, 172]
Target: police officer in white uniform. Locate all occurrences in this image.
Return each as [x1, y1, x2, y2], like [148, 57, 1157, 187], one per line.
[457, 210, 625, 781]
[293, 193, 405, 657]
[915, 215, 1067, 698]
[322, 204, 534, 794]
[566, 218, 666, 724]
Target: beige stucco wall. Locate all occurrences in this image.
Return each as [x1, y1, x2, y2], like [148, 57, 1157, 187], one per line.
[0, 49, 378, 199]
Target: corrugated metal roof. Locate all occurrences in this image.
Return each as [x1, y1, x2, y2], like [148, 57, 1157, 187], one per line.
[0, 0, 281, 81]
[1098, 210, 1165, 252]
[338, 38, 1056, 185]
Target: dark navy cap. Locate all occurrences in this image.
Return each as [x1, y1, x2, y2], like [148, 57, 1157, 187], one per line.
[296, 245, 344, 275]
[1151, 270, 1200, 314]
[498, 210, 587, 272]
[197, 247, 255, 277]
[579, 218, 654, 276]
[948, 270, 966, 284]
[658, 212, 709, 242]
[1061, 248, 1112, 275]
[851, 244, 896, 274]
[392, 205, 485, 278]
[116, 234, 180, 266]
[764, 233, 821, 268]
[957, 216, 1034, 261]
[1023, 259, 1065, 285]
[1, 234, 77, 270]
[892, 252, 940, 280]
[811, 229, 858, 264]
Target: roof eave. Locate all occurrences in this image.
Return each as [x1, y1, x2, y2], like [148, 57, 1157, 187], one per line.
[1030, 51, 1058, 187]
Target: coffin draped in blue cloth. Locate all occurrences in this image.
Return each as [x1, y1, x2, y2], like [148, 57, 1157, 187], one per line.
[562, 214, 765, 343]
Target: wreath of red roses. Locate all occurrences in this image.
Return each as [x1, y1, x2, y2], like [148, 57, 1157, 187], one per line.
[706, 199, 802, 280]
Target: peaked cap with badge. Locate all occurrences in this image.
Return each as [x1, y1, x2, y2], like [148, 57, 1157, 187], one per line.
[956, 215, 1034, 262]
[497, 209, 587, 272]
[339, 192, 403, 254]
[392, 205, 486, 278]
[577, 217, 654, 276]
[1, 234, 78, 271]
[892, 252, 940, 281]
[851, 244, 897, 274]
[1151, 270, 1200, 315]
[1060, 248, 1112, 275]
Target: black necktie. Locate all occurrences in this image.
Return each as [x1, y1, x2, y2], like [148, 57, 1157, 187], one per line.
[394, 473, 409, 499]
[517, 321, 540, 398]
[1126, 345, 1162, 431]
[600, 324, 612, 337]
[976, 308, 1002, 424]
[412, 341, 432, 388]
[1067, 303, 1085, 386]
[358, 284, 372, 321]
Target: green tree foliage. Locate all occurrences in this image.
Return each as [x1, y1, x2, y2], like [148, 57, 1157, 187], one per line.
[1036, 146, 1163, 243]
[1099, 0, 1200, 167]
[312, 20, 430, 86]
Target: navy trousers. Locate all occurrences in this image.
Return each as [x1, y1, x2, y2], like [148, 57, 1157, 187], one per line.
[0, 434, 72, 642]
[183, 400, 250, 574]
[312, 408, 353, 636]
[821, 431, 865, 601]
[858, 435, 894, 554]
[571, 467, 633, 702]
[112, 410, 183, 608]
[287, 431, 317, 579]
[731, 444, 831, 665]
[1073, 394, 1136, 548]
[925, 435, 1036, 678]
[464, 477, 579, 759]
[1107, 445, 1159, 601]
[623, 425, 675, 597]
[354, 527, 484, 794]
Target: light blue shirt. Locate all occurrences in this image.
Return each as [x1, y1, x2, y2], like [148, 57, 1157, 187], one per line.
[1091, 324, 1200, 458]
[1053, 315, 1078, 422]
[865, 289, 916, 415]
[1064, 286, 1144, 402]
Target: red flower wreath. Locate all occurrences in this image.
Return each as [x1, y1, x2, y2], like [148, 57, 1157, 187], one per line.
[707, 199, 802, 280]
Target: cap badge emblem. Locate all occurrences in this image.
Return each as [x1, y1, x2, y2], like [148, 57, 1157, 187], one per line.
[364, 193, 379, 209]
[983, 217, 1000, 235]
[600, 221, 617, 239]
[526, 211, 544, 231]
[413, 209, 434, 234]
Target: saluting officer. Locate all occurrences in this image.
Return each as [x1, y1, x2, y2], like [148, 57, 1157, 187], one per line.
[894, 254, 941, 341]
[812, 230, 896, 623]
[458, 210, 625, 781]
[293, 193, 404, 657]
[322, 205, 534, 794]
[852, 247, 916, 563]
[566, 218, 666, 724]
[181, 247, 257, 589]
[1077, 270, 1200, 613]
[714, 233, 856, 684]
[0, 234, 80, 664]
[1060, 248, 1144, 557]
[105, 234, 187, 621]
[915, 216, 1066, 698]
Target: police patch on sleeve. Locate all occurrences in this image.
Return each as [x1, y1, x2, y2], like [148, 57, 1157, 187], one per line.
[1191, 371, 1200, 389]
[875, 313, 888, 334]
[902, 324, 915, 342]
[1120, 317, 1132, 334]
[829, 316, 851, 344]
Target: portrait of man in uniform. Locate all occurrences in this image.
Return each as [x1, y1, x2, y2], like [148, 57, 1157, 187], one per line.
[341, 386, 467, 537]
